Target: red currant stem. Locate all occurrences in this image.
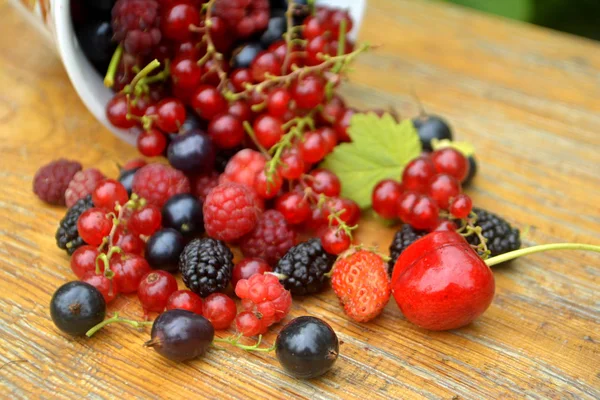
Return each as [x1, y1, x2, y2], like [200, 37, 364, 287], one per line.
[485, 243, 600, 267]
[213, 334, 276, 353]
[325, 21, 348, 101]
[122, 59, 161, 95]
[104, 44, 123, 88]
[242, 121, 270, 158]
[223, 43, 369, 101]
[199, 0, 228, 90]
[86, 312, 153, 338]
[250, 101, 267, 112]
[281, 0, 296, 74]
[135, 60, 171, 96]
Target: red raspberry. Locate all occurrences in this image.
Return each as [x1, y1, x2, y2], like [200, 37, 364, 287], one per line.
[240, 210, 296, 266]
[132, 163, 191, 207]
[112, 0, 161, 55]
[190, 171, 220, 202]
[234, 273, 292, 336]
[214, 0, 269, 38]
[203, 183, 260, 242]
[65, 168, 106, 208]
[33, 159, 82, 205]
[219, 149, 266, 188]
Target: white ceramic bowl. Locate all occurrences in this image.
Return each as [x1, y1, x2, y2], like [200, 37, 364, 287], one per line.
[50, 0, 367, 145]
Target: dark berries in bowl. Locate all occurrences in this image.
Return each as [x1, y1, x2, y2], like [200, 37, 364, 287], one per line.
[50, 281, 106, 336]
[276, 316, 339, 379]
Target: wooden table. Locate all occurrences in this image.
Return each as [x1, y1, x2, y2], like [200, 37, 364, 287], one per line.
[1, 0, 599, 398]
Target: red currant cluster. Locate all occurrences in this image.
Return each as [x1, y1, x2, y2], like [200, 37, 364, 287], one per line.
[372, 147, 474, 231]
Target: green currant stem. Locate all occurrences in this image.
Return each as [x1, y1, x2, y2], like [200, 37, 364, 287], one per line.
[213, 335, 276, 353]
[243, 121, 270, 158]
[485, 243, 600, 267]
[123, 59, 161, 95]
[86, 312, 153, 338]
[104, 45, 123, 88]
[264, 114, 313, 181]
[281, 0, 296, 74]
[198, 0, 228, 90]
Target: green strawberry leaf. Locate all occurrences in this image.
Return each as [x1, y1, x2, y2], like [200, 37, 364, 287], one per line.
[321, 112, 422, 209]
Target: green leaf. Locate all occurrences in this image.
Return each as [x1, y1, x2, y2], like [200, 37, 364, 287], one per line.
[321, 113, 422, 209]
[443, 0, 533, 21]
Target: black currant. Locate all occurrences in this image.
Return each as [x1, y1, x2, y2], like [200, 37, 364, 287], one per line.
[167, 129, 215, 173]
[275, 316, 339, 379]
[145, 309, 214, 362]
[180, 111, 208, 134]
[463, 155, 477, 186]
[161, 194, 204, 237]
[146, 228, 185, 272]
[82, 0, 114, 12]
[50, 282, 106, 336]
[76, 20, 116, 70]
[412, 115, 453, 152]
[118, 167, 140, 196]
[231, 42, 263, 69]
[259, 11, 287, 48]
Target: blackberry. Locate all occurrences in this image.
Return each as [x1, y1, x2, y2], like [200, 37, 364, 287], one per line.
[467, 207, 521, 257]
[274, 239, 336, 296]
[179, 238, 234, 297]
[55, 195, 94, 255]
[388, 224, 428, 275]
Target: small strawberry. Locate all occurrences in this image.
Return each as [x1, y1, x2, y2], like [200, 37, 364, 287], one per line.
[331, 249, 391, 323]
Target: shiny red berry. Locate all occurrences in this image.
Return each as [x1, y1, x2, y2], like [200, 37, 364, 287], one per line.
[279, 148, 305, 180]
[254, 170, 283, 200]
[171, 56, 202, 89]
[397, 191, 419, 222]
[230, 68, 252, 92]
[208, 113, 245, 149]
[203, 293, 237, 330]
[320, 228, 351, 255]
[253, 114, 283, 149]
[449, 194, 473, 219]
[106, 94, 136, 129]
[137, 129, 167, 157]
[431, 148, 469, 182]
[372, 179, 403, 219]
[232, 258, 272, 289]
[113, 229, 145, 255]
[81, 272, 119, 303]
[409, 195, 440, 230]
[111, 253, 151, 294]
[334, 108, 356, 142]
[161, 4, 200, 41]
[428, 173, 461, 210]
[191, 85, 227, 120]
[290, 76, 325, 109]
[250, 51, 282, 82]
[275, 192, 311, 225]
[301, 131, 327, 163]
[71, 245, 101, 279]
[227, 100, 251, 122]
[267, 88, 291, 118]
[156, 98, 186, 133]
[402, 156, 437, 193]
[138, 271, 179, 315]
[77, 208, 113, 246]
[166, 290, 204, 315]
[308, 168, 341, 197]
[92, 179, 129, 211]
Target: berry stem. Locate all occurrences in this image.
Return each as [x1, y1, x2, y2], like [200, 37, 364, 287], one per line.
[104, 44, 123, 88]
[213, 334, 276, 352]
[264, 114, 314, 180]
[197, 0, 228, 90]
[86, 312, 153, 337]
[281, 0, 296, 74]
[243, 121, 270, 158]
[325, 18, 347, 100]
[485, 243, 600, 267]
[124, 59, 161, 95]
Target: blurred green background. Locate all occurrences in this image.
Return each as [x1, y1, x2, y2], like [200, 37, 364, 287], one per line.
[442, 0, 600, 40]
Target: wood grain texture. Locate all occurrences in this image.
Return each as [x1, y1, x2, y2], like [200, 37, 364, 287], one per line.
[1, 0, 599, 398]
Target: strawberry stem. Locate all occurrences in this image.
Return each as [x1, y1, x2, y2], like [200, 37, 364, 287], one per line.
[485, 243, 600, 267]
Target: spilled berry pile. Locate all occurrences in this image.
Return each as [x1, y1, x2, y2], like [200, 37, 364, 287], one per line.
[38, 0, 600, 381]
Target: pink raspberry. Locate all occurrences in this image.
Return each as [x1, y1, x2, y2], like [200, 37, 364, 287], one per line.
[234, 273, 292, 336]
[132, 163, 191, 207]
[112, 0, 161, 54]
[240, 210, 296, 265]
[219, 149, 266, 189]
[214, 0, 270, 38]
[191, 171, 220, 202]
[33, 159, 82, 205]
[203, 183, 260, 242]
[65, 168, 106, 208]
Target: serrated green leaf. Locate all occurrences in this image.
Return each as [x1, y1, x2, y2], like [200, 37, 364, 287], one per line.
[321, 113, 422, 209]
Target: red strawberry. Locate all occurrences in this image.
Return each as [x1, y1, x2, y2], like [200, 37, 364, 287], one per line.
[331, 249, 391, 323]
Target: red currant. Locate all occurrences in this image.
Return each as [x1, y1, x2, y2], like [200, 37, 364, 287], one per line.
[279, 147, 305, 180]
[250, 51, 282, 82]
[304, 206, 328, 231]
[156, 98, 186, 133]
[77, 208, 113, 246]
[320, 227, 351, 255]
[138, 271, 178, 315]
[128, 205, 162, 236]
[431, 148, 469, 182]
[402, 156, 437, 193]
[175, 40, 204, 59]
[372, 179, 403, 219]
[318, 127, 338, 154]
[81, 272, 119, 303]
[161, 4, 199, 42]
[71, 245, 100, 279]
[305, 36, 330, 66]
[290, 75, 325, 109]
[268, 41, 305, 70]
[254, 170, 283, 200]
[208, 113, 245, 149]
[308, 168, 341, 197]
[329, 9, 353, 34]
[111, 253, 151, 294]
[235, 311, 266, 337]
[428, 173, 461, 210]
[203, 293, 237, 330]
[106, 94, 136, 129]
[93, 179, 129, 211]
[328, 38, 354, 56]
[301, 131, 327, 163]
[113, 229, 144, 255]
[319, 96, 346, 125]
[166, 290, 204, 315]
[434, 220, 458, 232]
[253, 114, 283, 149]
[267, 88, 291, 118]
[338, 198, 361, 226]
[171, 56, 202, 89]
[449, 193, 473, 219]
[227, 100, 251, 122]
[408, 195, 439, 230]
[232, 258, 272, 289]
[275, 192, 311, 225]
[334, 108, 356, 142]
[230, 68, 252, 92]
[303, 15, 328, 40]
[397, 191, 419, 222]
[137, 129, 167, 157]
[191, 85, 227, 120]
[201, 58, 230, 86]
